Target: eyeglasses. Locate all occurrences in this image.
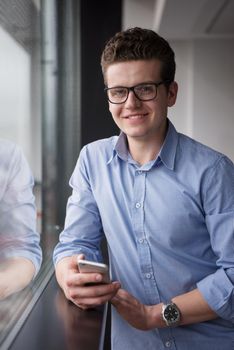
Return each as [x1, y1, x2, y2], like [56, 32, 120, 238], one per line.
[104, 81, 169, 104]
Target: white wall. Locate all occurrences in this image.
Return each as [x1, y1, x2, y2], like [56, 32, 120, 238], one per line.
[167, 40, 194, 136]
[0, 27, 31, 160]
[122, 0, 155, 30]
[170, 38, 234, 161]
[0, 26, 41, 180]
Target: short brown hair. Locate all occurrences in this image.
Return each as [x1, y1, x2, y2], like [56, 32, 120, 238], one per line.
[101, 27, 176, 85]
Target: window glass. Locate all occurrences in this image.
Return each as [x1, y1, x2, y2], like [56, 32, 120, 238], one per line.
[0, 1, 44, 346]
[0, 1, 81, 347]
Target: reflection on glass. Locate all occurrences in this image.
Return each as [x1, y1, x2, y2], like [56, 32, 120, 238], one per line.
[0, 140, 42, 300]
[0, 1, 44, 346]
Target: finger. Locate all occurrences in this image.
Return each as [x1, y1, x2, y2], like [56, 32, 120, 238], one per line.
[65, 271, 105, 287]
[77, 272, 104, 285]
[111, 289, 138, 308]
[74, 281, 120, 298]
[110, 295, 121, 307]
[112, 288, 131, 303]
[67, 254, 85, 271]
[68, 282, 120, 307]
[111, 293, 129, 306]
[70, 286, 119, 309]
[115, 288, 131, 298]
[75, 294, 114, 308]
[76, 254, 85, 272]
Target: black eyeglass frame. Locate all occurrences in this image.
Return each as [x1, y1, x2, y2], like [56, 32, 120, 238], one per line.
[104, 81, 171, 104]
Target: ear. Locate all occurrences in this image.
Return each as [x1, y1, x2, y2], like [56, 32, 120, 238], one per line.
[167, 81, 178, 107]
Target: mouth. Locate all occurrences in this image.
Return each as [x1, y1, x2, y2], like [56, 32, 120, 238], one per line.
[122, 113, 148, 120]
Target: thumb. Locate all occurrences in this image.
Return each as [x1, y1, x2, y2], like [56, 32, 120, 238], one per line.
[68, 254, 85, 270]
[76, 254, 85, 272]
[77, 253, 85, 261]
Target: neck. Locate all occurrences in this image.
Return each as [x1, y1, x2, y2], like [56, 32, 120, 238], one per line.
[127, 134, 165, 166]
[126, 120, 169, 165]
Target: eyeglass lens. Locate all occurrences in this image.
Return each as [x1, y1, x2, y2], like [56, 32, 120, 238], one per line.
[107, 83, 158, 103]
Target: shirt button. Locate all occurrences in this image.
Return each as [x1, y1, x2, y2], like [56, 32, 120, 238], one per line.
[165, 341, 171, 347]
[135, 202, 141, 209]
[137, 170, 142, 174]
[138, 238, 144, 244]
[145, 273, 151, 279]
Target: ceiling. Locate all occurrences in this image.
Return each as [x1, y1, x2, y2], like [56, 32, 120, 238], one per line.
[0, 0, 40, 52]
[123, 0, 234, 39]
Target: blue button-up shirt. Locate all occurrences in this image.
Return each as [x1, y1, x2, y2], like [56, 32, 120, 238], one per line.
[54, 120, 234, 349]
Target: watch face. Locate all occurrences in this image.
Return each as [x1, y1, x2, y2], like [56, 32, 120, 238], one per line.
[164, 304, 180, 323]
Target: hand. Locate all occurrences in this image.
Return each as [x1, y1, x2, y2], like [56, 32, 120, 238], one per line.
[55, 254, 121, 310]
[111, 288, 161, 330]
[0, 258, 35, 299]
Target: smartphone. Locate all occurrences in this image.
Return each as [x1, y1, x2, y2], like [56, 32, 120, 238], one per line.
[77, 259, 110, 284]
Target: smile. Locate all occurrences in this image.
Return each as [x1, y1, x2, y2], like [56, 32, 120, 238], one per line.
[122, 113, 147, 119]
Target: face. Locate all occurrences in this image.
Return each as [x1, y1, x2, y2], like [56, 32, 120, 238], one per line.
[105, 59, 178, 145]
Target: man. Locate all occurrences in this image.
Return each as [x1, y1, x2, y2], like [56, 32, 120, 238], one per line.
[0, 140, 42, 299]
[54, 28, 234, 349]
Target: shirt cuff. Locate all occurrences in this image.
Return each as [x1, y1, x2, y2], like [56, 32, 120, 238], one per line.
[53, 246, 102, 267]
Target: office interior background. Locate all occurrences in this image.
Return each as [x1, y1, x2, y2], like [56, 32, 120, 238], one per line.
[0, 0, 233, 348]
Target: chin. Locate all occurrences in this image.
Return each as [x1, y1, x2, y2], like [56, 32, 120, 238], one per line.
[125, 131, 148, 139]
[123, 126, 148, 137]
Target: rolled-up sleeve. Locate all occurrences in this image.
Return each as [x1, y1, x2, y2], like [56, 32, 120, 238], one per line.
[53, 146, 104, 265]
[197, 156, 234, 322]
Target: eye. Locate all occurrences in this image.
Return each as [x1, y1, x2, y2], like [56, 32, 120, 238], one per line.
[135, 84, 154, 95]
[109, 88, 127, 98]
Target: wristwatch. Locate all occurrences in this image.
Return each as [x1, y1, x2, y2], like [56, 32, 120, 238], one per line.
[162, 301, 181, 327]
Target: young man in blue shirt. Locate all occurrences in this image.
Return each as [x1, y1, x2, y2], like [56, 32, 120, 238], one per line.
[54, 28, 234, 349]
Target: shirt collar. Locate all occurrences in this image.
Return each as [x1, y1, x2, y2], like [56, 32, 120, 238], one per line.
[107, 119, 179, 170]
[107, 132, 130, 164]
[158, 120, 178, 170]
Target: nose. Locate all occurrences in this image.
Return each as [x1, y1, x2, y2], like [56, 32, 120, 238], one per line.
[125, 90, 141, 108]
